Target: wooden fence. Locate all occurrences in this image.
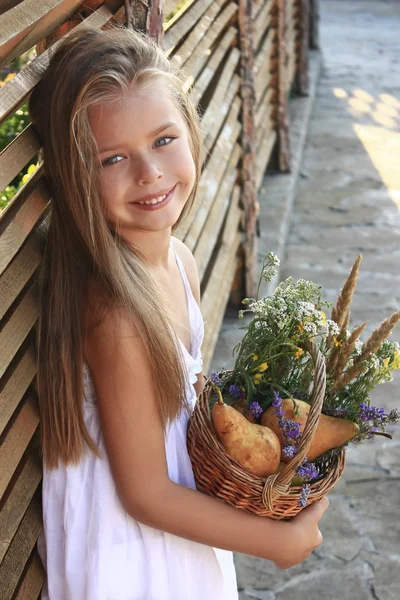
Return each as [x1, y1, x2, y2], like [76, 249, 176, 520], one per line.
[0, 1, 318, 597]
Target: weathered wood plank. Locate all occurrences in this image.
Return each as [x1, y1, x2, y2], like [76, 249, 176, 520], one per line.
[253, 0, 272, 52]
[256, 129, 277, 190]
[190, 26, 237, 106]
[0, 0, 82, 70]
[238, 0, 257, 300]
[0, 125, 40, 192]
[271, 0, 290, 171]
[169, 0, 223, 66]
[13, 549, 45, 600]
[0, 4, 114, 123]
[201, 229, 242, 370]
[164, 0, 213, 50]
[201, 49, 240, 151]
[0, 174, 49, 277]
[0, 394, 39, 502]
[0, 450, 41, 563]
[0, 228, 43, 320]
[0, 286, 38, 380]
[0, 491, 42, 600]
[179, 2, 238, 92]
[195, 140, 241, 280]
[255, 88, 273, 144]
[0, 345, 36, 437]
[183, 96, 241, 249]
[295, 0, 310, 95]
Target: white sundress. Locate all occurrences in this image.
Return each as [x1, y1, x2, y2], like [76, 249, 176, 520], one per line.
[37, 241, 239, 600]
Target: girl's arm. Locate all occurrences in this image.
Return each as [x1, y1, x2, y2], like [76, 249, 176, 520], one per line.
[85, 307, 328, 570]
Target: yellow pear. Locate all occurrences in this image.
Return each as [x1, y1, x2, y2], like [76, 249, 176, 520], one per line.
[261, 398, 359, 462]
[212, 399, 281, 477]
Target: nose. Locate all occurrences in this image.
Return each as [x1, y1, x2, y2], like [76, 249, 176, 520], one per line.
[134, 154, 163, 186]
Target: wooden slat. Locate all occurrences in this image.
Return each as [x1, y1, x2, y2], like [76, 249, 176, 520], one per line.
[0, 451, 41, 563]
[13, 549, 45, 600]
[164, 0, 214, 49]
[0, 227, 43, 320]
[255, 90, 273, 147]
[175, 92, 241, 243]
[253, 0, 272, 52]
[170, 0, 223, 66]
[183, 96, 241, 249]
[181, 2, 238, 88]
[253, 0, 267, 22]
[0, 394, 39, 501]
[0, 125, 40, 192]
[0, 285, 38, 379]
[0, 491, 42, 600]
[256, 129, 277, 190]
[190, 25, 237, 106]
[201, 211, 242, 325]
[195, 140, 241, 280]
[0, 175, 49, 277]
[202, 228, 242, 371]
[0, 345, 36, 437]
[202, 51, 241, 151]
[0, 0, 82, 70]
[202, 74, 240, 155]
[0, 4, 115, 123]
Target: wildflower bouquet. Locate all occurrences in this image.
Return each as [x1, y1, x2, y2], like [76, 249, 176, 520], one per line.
[187, 253, 400, 518]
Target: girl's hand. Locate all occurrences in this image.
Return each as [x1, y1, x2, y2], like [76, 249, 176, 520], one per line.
[272, 496, 329, 570]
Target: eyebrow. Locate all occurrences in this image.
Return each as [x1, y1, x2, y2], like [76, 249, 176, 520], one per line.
[97, 121, 178, 154]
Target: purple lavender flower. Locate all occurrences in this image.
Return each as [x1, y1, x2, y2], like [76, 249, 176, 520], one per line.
[298, 484, 311, 508]
[273, 392, 302, 456]
[358, 402, 385, 425]
[209, 370, 223, 385]
[296, 459, 320, 482]
[229, 384, 244, 400]
[282, 445, 297, 459]
[249, 401, 263, 419]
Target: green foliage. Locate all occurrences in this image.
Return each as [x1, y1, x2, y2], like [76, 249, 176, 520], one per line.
[1, 48, 37, 211]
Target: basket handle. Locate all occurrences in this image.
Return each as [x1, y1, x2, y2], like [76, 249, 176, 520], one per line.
[262, 340, 326, 510]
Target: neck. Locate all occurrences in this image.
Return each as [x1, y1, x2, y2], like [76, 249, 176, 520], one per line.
[124, 229, 173, 271]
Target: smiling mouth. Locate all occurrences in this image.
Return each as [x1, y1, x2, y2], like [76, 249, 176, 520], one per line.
[130, 184, 176, 211]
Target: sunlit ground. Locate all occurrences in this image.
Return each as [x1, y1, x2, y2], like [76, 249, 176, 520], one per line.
[332, 87, 400, 209]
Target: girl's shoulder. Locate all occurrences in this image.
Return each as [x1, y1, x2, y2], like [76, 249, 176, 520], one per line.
[170, 236, 200, 306]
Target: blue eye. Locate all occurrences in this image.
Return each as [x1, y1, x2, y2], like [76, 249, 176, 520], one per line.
[102, 155, 124, 167]
[155, 136, 176, 147]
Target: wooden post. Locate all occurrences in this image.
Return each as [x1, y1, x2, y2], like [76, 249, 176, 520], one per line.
[309, 0, 320, 49]
[125, 0, 164, 46]
[238, 0, 258, 299]
[295, 0, 310, 96]
[271, 0, 291, 172]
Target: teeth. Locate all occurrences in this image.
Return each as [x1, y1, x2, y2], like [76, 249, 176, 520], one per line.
[138, 193, 167, 205]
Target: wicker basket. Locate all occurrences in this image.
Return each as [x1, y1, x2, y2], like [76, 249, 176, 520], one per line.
[187, 341, 346, 519]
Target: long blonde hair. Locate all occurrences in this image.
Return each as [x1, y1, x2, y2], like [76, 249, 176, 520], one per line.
[28, 24, 203, 468]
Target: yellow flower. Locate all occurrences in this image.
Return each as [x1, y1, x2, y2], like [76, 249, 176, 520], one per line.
[390, 349, 400, 370]
[320, 311, 327, 325]
[295, 348, 303, 359]
[297, 323, 304, 333]
[256, 362, 268, 372]
[383, 357, 390, 369]
[253, 373, 263, 384]
[251, 354, 258, 361]
[332, 336, 342, 348]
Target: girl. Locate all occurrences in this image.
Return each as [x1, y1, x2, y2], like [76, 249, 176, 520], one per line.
[29, 24, 329, 600]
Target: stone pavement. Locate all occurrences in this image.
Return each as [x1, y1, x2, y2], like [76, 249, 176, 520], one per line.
[210, 1, 400, 598]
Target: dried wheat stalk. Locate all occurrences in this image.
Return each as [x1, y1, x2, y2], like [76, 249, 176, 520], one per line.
[334, 311, 400, 391]
[332, 321, 368, 390]
[333, 255, 362, 330]
[326, 256, 362, 372]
